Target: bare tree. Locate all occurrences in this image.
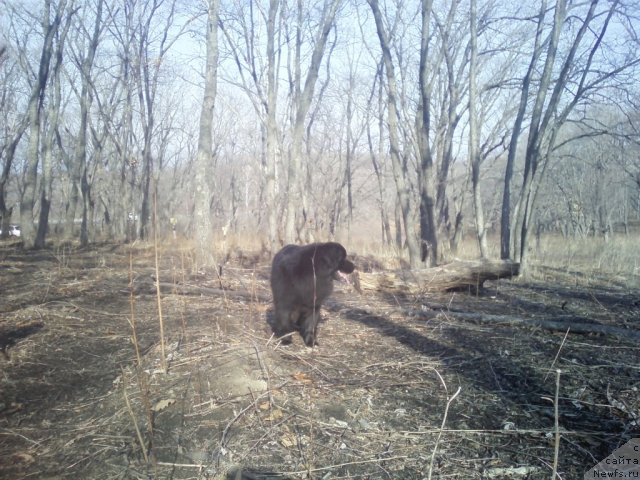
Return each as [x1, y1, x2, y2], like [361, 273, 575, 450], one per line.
[367, 0, 421, 267]
[264, 0, 280, 251]
[467, 0, 488, 257]
[512, 0, 571, 269]
[1, 0, 637, 259]
[283, 0, 341, 243]
[327, 44, 369, 240]
[416, 0, 438, 266]
[220, 0, 282, 251]
[18, 0, 68, 248]
[59, 0, 103, 246]
[35, 5, 75, 248]
[427, 1, 467, 256]
[193, 0, 219, 266]
[0, 124, 26, 239]
[99, 1, 139, 241]
[365, 63, 392, 245]
[501, 0, 639, 273]
[0, 43, 27, 238]
[499, 2, 547, 261]
[533, 111, 640, 241]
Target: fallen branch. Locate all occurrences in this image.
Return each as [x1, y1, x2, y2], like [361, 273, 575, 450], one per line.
[417, 310, 640, 342]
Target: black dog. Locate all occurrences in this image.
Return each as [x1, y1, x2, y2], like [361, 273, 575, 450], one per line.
[270, 242, 355, 346]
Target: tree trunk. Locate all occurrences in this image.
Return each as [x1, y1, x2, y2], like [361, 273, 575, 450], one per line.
[516, 0, 601, 274]
[122, 36, 136, 243]
[284, 0, 340, 243]
[514, 0, 567, 268]
[64, 0, 102, 245]
[0, 124, 26, 239]
[468, 0, 488, 258]
[136, 45, 155, 243]
[219, 0, 281, 251]
[0, 40, 21, 234]
[500, 0, 547, 260]
[429, 0, 463, 258]
[367, 100, 391, 245]
[394, 196, 403, 249]
[20, 0, 67, 248]
[265, 0, 280, 252]
[139, 144, 152, 241]
[36, 111, 58, 248]
[193, 0, 219, 267]
[416, 0, 437, 266]
[368, 0, 421, 267]
[367, 64, 392, 245]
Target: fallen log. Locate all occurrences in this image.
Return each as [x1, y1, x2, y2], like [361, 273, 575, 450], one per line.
[357, 259, 519, 294]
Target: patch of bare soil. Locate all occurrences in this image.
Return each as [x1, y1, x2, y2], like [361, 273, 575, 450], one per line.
[0, 242, 638, 479]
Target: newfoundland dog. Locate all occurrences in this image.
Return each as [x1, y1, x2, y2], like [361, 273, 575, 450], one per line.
[269, 242, 355, 346]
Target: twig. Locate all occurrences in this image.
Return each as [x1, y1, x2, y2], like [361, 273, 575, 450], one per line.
[220, 392, 270, 448]
[157, 461, 206, 468]
[487, 359, 503, 391]
[285, 455, 409, 475]
[545, 328, 569, 382]
[268, 331, 296, 348]
[277, 350, 332, 381]
[552, 369, 561, 479]
[427, 369, 461, 480]
[128, 250, 142, 368]
[153, 183, 167, 373]
[242, 414, 297, 461]
[121, 367, 148, 464]
[252, 342, 273, 407]
[0, 430, 43, 446]
[397, 427, 594, 436]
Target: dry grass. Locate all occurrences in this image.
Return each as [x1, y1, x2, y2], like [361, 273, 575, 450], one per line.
[530, 234, 640, 281]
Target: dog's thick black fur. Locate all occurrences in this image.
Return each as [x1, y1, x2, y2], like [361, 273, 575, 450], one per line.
[270, 242, 355, 346]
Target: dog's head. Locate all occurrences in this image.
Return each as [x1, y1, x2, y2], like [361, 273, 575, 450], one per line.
[310, 242, 354, 276]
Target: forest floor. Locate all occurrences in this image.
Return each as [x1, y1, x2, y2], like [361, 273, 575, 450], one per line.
[0, 240, 638, 479]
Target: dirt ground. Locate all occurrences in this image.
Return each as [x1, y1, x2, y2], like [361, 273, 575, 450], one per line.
[0, 241, 638, 479]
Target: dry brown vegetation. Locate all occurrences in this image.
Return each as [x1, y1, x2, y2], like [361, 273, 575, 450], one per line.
[0, 238, 639, 479]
